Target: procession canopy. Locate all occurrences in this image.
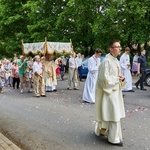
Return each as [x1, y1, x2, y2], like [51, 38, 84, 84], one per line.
[46, 42, 73, 54]
[22, 41, 73, 55]
[22, 42, 46, 55]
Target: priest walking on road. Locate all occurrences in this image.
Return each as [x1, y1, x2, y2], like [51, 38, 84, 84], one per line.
[95, 40, 125, 146]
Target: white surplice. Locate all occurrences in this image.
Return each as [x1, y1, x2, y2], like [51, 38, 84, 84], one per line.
[82, 55, 101, 103]
[95, 53, 125, 143]
[120, 53, 132, 91]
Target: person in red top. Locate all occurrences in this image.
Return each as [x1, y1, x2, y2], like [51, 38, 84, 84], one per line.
[12, 61, 20, 89]
[55, 58, 61, 79]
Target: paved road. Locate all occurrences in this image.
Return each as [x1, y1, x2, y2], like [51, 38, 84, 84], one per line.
[0, 76, 150, 150]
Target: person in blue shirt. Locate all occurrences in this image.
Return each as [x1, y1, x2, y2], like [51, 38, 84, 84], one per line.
[75, 53, 83, 81]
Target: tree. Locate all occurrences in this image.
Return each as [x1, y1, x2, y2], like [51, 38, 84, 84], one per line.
[23, 0, 68, 42]
[56, 0, 98, 56]
[93, 0, 150, 53]
[0, 0, 29, 58]
[0, 0, 149, 58]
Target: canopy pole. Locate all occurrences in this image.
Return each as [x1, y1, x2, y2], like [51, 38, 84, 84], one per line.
[21, 40, 24, 56]
[44, 37, 47, 56]
[70, 39, 74, 53]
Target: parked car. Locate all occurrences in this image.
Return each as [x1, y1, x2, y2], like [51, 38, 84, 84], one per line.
[81, 56, 105, 77]
[145, 68, 150, 86]
[82, 58, 89, 77]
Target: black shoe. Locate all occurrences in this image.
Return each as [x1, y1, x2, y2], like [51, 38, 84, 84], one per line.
[128, 90, 134, 92]
[123, 90, 134, 92]
[135, 83, 139, 89]
[140, 88, 147, 91]
[108, 141, 123, 147]
[46, 90, 50, 92]
[100, 134, 105, 136]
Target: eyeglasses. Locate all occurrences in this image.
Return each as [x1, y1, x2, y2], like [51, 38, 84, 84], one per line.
[111, 46, 122, 49]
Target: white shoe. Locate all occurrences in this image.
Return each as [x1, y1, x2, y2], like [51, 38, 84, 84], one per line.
[20, 89, 23, 93]
[36, 94, 40, 97]
[28, 89, 32, 93]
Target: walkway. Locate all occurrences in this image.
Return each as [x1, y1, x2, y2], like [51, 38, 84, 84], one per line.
[0, 133, 21, 150]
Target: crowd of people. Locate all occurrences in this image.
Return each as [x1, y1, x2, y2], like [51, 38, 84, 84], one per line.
[0, 54, 68, 95]
[0, 40, 148, 147]
[0, 52, 86, 95]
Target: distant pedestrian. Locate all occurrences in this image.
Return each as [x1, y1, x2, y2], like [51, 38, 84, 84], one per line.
[67, 52, 79, 90]
[131, 51, 139, 76]
[0, 62, 5, 93]
[55, 58, 61, 79]
[3, 60, 12, 87]
[27, 56, 33, 88]
[61, 55, 67, 73]
[65, 57, 69, 73]
[76, 53, 83, 81]
[18, 56, 31, 93]
[82, 48, 102, 103]
[135, 49, 147, 91]
[81, 54, 85, 61]
[59, 60, 65, 80]
[12, 61, 20, 89]
[120, 47, 134, 92]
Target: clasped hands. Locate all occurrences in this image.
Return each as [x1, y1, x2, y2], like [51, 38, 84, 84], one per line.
[118, 74, 125, 82]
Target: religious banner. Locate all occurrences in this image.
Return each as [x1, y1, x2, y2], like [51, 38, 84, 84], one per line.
[22, 42, 46, 55]
[46, 42, 73, 54]
[22, 41, 73, 55]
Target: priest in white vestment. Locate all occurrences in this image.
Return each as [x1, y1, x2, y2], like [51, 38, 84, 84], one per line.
[82, 49, 102, 103]
[120, 47, 134, 92]
[44, 54, 57, 92]
[95, 40, 125, 146]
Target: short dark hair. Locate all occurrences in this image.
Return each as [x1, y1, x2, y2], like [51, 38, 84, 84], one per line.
[109, 40, 120, 48]
[141, 49, 146, 52]
[95, 48, 102, 54]
[125, 47, 130, 51]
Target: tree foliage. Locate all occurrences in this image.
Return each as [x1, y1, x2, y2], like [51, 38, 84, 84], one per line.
[0, 0, 29, 57]
[0, 0, 149, 59]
